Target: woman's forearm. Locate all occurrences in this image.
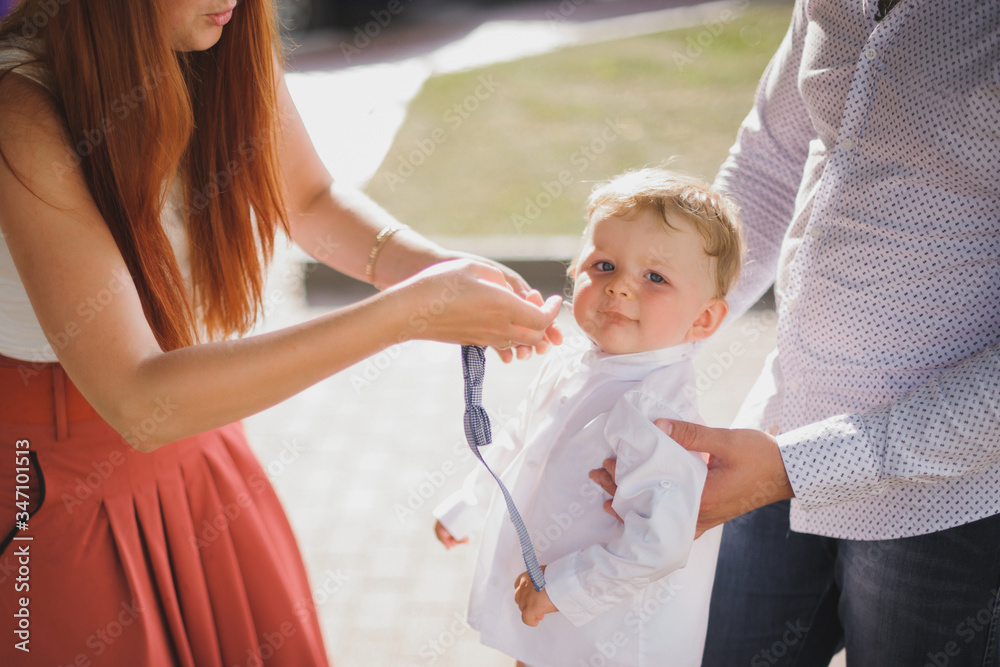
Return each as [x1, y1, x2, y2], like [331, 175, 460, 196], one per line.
[111, 259, 559, 452]
[119, 287, 406, 451]
[289, 181, 449, 288]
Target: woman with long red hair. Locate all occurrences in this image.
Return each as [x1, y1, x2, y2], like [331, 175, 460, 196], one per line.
[0, 0, 562, 663]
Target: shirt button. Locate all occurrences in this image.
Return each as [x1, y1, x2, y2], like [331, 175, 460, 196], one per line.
[788, 381, 801, 392]
[809, 226, 824, 239]
[559, 396, 568, 405]
[767, 425, 780, 436]
[841, 137, 855, 150]
[864, 48, 878, 61]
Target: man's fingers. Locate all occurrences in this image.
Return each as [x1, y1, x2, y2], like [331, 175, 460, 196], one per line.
[588, 467, 616, 497]
[602, 457, 616, 479]
[656, 419, 721, 456]
[588, 467, 611, 488]
[602, 499, 623, 522]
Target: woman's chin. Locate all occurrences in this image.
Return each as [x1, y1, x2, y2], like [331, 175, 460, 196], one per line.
[173, 28, 223, 52]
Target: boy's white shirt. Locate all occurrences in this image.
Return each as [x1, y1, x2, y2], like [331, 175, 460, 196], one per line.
[434, 335, 722, 667]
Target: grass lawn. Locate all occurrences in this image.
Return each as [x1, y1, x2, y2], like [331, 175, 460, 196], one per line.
[364, 1, 794, 238]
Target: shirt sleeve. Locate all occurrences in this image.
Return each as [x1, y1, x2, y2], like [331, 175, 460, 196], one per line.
[542, 391, 707, 627]
[778, 343, 1000, 509]
[712, 0, 814, 322]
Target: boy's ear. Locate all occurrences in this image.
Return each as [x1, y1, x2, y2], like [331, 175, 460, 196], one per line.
[685, 298, 728, 342]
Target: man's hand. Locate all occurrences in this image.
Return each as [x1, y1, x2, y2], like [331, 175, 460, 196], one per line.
[655, 419, 794, 536]
[588, 458, 622, 522]
[433, 520, 468, 549]
[514, 568, 557, 627]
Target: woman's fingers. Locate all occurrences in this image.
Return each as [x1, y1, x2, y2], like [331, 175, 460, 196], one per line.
[401, 259, 562, 348]
[505, 294, 563, 344]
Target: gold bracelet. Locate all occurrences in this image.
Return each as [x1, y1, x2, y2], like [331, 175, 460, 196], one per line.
[365, 224, 408, 289]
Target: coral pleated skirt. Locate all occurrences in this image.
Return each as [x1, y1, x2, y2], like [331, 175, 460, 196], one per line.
[0, 353, 329, 665]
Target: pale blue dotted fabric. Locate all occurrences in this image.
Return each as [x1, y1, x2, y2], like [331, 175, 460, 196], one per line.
[715, 0, 1000, 540]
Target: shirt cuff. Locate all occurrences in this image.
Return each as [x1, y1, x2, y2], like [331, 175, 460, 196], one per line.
[542, 553, 606, 627]
[776, 414, 881, 510]
[432, 490, 482, 541]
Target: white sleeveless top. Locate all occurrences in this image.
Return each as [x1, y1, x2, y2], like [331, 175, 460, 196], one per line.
[0, 34, 193, 362]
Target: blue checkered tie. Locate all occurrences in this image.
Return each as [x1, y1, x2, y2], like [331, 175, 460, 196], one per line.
[461, 345, 546, 591]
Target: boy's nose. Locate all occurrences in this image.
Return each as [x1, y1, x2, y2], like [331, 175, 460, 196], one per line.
[605, 277, 632, 298]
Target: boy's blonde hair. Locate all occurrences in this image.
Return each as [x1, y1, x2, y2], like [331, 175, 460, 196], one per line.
[578, 168, 744, 299]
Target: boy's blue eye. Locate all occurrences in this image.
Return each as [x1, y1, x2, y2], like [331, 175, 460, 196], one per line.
[645, 272, 666, 284]
[596, 261, 615, 272]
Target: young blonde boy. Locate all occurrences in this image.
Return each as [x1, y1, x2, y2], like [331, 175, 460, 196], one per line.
[434, 168, 744, 667]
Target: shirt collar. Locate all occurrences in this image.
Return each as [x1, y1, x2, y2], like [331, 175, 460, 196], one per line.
[578, 340, 696, 380]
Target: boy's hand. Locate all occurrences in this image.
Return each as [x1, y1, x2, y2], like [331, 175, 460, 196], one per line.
[434, 520, 468, 549]
[514, 568, 557, 627]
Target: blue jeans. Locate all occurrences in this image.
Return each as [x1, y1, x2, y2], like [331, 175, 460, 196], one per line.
[702, 501, 1000, 667]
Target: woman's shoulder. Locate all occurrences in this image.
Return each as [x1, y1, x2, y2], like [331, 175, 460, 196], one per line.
[0, 67, 71, 166]
[0, 30, 54, 93]
[0, 65, 91, 222]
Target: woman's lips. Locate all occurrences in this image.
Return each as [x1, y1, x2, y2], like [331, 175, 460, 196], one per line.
[207, 8, 234, 26]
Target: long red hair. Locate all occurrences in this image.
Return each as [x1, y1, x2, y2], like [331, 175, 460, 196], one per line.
[0, 0, 289, 350]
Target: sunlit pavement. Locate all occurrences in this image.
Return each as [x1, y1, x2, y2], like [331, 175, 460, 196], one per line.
[240, 2, 844, 665]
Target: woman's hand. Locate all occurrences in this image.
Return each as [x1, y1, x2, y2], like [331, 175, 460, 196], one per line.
[439, 251, 564, 363]
[388, 259, 562, 350]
